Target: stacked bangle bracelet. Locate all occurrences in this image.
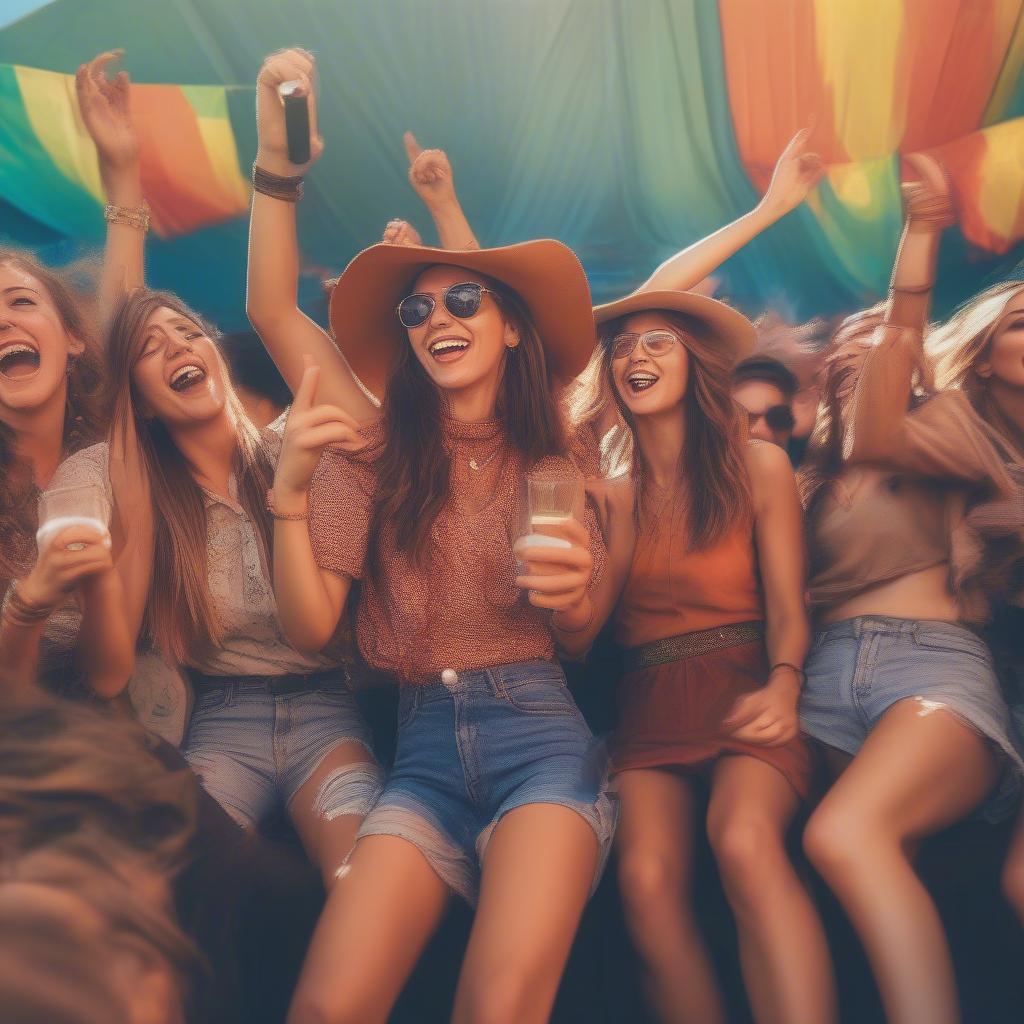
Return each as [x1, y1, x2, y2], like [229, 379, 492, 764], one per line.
[252, 164, 304, 203]
[1, 580, 56, 630]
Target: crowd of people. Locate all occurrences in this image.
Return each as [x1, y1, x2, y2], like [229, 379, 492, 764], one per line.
[1, 46, 1023, 1024]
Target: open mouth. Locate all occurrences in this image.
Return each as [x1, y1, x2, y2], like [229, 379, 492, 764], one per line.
[627, 371, 659, 394]
[169, 363, 207, 393]
[0, 341, 41, 381]
[427, 336, 470, 362]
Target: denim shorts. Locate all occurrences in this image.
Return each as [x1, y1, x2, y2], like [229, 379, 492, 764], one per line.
[799, 616, 1024, 819]
[182, 674, 380, 830]
[356, 659, 617, 904]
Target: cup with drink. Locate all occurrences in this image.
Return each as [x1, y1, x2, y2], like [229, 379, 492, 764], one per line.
[512, 471, 584, 576]
[36, 483, 112, 553]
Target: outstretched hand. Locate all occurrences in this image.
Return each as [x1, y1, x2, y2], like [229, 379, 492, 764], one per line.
[382, 218, 423, 247]
[255, 48, 324, 175]
[760, 129, 824, 219]
[902, 151, 956, 230]
[75, 51, 139, 174]
[274, 359, 366, 508]
[404, 131, 458, 209]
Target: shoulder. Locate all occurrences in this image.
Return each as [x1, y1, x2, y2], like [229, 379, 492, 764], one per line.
[744, 439, 798, 508]
[48, 442, 111, 492]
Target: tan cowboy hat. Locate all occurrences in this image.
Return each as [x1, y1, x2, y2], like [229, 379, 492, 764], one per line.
[592, 290, 756, 360]
[329, 240, 595, 400]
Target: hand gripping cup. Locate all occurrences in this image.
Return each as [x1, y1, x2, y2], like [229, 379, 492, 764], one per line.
[36, 483, 111, 553]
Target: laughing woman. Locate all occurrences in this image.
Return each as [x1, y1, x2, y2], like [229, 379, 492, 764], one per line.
[0, 52, 146, 698]
[248, 49, 614, 1024]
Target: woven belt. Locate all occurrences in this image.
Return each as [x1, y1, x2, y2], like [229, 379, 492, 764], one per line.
[189, 667, 343, 696]
[621, 620, 764, 673]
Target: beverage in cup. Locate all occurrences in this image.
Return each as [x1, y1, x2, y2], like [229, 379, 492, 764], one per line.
[513, 473, 582, 566]
[36, 483, 111, 553]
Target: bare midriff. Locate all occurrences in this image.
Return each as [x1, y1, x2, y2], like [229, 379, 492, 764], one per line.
[818, 563, 960, 626]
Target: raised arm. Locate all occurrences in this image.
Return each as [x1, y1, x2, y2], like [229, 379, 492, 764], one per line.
[639, 130, 823, 294]
[76, 51, 145, 328]
[270, 362, 364, 651]
[246, 49, 377, 422]
[402, 132, 480, 250]
[843, 154, 961, 470]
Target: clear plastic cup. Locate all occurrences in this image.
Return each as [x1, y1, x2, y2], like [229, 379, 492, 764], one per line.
[36, 483, 111, 553]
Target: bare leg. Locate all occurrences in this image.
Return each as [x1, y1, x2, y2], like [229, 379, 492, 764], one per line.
[450, 803, 599, 1024]
[287, 834, 450, 1024]
[1002, 801, 1024, 926]
[289, 740, 376, 887]
[615, 768, 726, 1024]
[803, 699, 999, 1024]
[706, 756, 836, 1024]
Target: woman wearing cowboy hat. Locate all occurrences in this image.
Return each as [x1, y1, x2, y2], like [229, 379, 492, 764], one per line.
[248, 50, 614, 1024]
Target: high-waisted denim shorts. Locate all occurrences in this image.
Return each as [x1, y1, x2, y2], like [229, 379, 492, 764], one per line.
[799, 616, 1024, 819]
[355, 659, 617, 904]
[182, 674, 380, 830]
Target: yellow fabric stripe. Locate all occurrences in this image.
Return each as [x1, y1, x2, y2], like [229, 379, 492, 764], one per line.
[194, 116, 250, 208]
[14, 64, 104, 204]
[975, 119, 1024, 246]
[812, 0, 906, 160]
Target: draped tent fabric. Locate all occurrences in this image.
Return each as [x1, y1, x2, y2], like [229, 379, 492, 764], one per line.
[0, 0, 1021, 333]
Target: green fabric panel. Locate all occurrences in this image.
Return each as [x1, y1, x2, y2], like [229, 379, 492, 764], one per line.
[0, 0, 1020, 332]
[0, 63, 103, 237]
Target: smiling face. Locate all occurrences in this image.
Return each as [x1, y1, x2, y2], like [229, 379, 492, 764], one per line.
[403, 266, 518, 402]
[978, 288, 1024, 390]
[609, 311, 689, 418]
[0, 261, 84, 416]
[129, 306, 227, 428]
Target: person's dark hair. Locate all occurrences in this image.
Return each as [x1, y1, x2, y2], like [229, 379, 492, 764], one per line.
[731, 354, 798, 400]
[366, 272, 565, 580]
[0, 249, 107, 585]
[105, 290, 275, 663]
[594, 310, 752, 550]
[217, 330, 291, 410]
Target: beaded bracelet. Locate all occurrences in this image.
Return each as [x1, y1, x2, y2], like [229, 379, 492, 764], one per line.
[104, 200, 150, 231]
[252, 164, 304, 203]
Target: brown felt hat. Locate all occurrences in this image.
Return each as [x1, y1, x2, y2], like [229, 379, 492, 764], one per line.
[329, 240, 595, 400]
[592, 290, 756, 360]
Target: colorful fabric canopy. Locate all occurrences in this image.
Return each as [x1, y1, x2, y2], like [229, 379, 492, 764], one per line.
[0, 0, 1021, 333]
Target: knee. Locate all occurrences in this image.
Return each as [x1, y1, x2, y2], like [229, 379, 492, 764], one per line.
[287, 985, 374, 1024]
[802, 804, 864, 879]
[455, 974, 537, 1024]
[707, 812, 781, 889]
[617, 849, 685, 922]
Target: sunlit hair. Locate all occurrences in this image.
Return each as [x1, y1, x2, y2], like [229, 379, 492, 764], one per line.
[366, 272, 565, 580]
[797, 306, 934, 511]
[0, 250, 106, 585]
[927, 281, 1024, 452]
[105, 289, 275, 663]
[571, 311, 752, 551]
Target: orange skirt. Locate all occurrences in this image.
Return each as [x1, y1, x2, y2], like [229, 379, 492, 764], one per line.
[613, 640, 815, 799]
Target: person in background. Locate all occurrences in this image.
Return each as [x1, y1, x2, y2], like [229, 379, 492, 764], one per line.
[731, 354, 798, 449]
[218, 330, 291, 429]
[798, 156, 1023, 1024]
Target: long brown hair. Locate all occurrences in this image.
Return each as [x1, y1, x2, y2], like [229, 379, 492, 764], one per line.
[575, 311, 752, 550]
[928, 281, 1024, 457]
[0, 250, 106, 584]
[106, 290, 274, 663]
[366, 275, 565, 579]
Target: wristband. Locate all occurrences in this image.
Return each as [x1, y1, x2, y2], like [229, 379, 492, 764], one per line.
[104, 200, 150, 231]
[1, 580, 56, 629]
[252, 164, 304, 203]
[769, 661, 807, 686]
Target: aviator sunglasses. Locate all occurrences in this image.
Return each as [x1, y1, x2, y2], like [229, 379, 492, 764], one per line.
[609, 329, 682, 361]
[747, 404, 796, 432]
[396, 282, 496, 329]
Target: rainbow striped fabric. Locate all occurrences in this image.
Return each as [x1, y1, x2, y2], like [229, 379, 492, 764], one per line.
[0, 62, 248, 239]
